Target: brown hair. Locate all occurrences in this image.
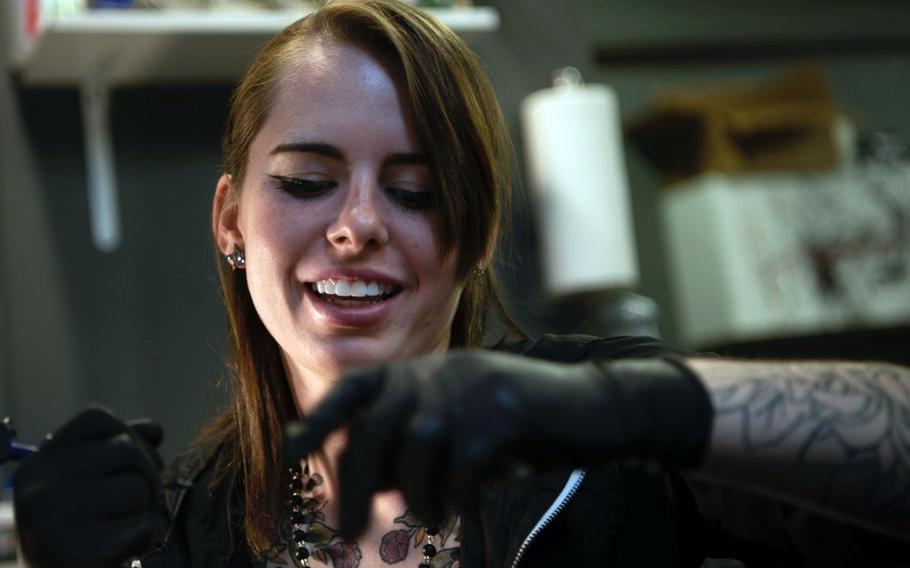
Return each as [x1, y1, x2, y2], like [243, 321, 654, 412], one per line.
[206, 0, 519, 556]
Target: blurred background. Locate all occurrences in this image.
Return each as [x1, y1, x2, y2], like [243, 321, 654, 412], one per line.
[1, 0, 909, 468]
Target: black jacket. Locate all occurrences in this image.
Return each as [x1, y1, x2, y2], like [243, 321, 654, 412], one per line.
[138, 335, 910, 567]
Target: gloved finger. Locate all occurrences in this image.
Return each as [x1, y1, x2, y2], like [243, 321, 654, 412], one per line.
[126, 420, 165, 473]
[41, 406, 128, 449]
[284, 369, 385, 462]
[57, 472, 153, 520]
[90, 434, 162, 488]
[337, 370, 417, 539]
[446, 398, 525, 510]
[17, 435, 160, 485]
[399, 412, 450, 530]
[127, 419, 164, 449]
[447, 434, 499, 512]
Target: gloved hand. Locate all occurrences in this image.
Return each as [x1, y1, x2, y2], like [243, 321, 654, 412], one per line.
[284, 350, 713, 538]
[13, 406, 164, 568]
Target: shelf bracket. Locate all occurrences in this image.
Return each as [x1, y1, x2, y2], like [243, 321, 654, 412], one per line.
[80, 59, 120, 252]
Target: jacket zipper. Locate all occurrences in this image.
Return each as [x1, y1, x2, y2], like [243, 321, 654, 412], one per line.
[509, 468, 588, 568]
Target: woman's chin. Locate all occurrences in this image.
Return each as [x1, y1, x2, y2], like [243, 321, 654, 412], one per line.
[286, 334, 447, 379]
[292, 337, 402, 374]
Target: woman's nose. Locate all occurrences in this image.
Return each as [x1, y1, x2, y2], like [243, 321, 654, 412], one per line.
[326, 181, 390, 254]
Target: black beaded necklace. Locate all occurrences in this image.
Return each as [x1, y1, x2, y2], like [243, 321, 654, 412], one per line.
[286, 462, 448, 568]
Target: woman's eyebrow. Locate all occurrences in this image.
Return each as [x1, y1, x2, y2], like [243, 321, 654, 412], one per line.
[269, 142, 344, 160]
[268, 143, 427, 167]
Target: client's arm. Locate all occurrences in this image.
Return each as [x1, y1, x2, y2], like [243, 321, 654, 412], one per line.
[286, 351, 910, 542]
[689, 359, 910, 541]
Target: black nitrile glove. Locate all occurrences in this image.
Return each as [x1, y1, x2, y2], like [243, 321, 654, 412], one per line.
[13, 407, 164, 568]
[284, 350, 713, 538]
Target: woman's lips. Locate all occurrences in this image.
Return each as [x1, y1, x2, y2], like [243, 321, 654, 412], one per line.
[304, 284, 400, 328]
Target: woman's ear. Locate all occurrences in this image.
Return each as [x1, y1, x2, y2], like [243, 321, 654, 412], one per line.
[213, 174, 243, 255]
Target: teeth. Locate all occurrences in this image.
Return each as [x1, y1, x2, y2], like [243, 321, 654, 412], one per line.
[312, 279, 395, 298]
[335, 280, 351, 296]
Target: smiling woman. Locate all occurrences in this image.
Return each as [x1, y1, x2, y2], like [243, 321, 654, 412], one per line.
[9, 1, 910, 567]
[203, 2, 515, 562]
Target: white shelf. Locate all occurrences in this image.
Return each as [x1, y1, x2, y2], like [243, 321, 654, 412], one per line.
[12, 6, 500, 86]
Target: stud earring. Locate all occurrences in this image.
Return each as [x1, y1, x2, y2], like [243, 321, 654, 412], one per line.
[226, 247, 246, 270]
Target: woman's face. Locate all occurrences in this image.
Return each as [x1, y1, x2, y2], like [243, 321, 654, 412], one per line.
[216, 39, 463, 378]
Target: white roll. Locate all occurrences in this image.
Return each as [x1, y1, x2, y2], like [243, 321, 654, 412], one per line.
[521, 80, 639, 295]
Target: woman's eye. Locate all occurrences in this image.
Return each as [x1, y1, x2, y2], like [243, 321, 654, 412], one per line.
[270, 175, 336, 198]
[386, 187, 434, 211]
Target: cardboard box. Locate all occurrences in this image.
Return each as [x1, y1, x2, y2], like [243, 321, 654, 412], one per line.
[629, 65, 844, 185]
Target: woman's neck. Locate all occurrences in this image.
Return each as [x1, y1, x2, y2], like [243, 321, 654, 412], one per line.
[282, 353, 352, 497]
[284, 355, 342, 415]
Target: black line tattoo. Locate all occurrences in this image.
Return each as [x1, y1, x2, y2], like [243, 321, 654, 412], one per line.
[709, 362, 910, 516]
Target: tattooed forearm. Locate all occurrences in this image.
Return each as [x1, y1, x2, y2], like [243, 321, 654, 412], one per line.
[689, 359, 910, 538]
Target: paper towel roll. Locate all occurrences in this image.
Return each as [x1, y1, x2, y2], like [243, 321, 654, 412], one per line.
[521, 80, 638, 295]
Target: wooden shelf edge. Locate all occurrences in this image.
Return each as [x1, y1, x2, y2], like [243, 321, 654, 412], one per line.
[11, 5, 500, 86]
[41, 5, 500, 35]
